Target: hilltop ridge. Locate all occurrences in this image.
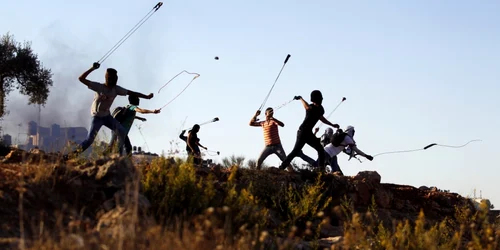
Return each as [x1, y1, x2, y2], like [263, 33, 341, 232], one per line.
[0, 147, 498, 249]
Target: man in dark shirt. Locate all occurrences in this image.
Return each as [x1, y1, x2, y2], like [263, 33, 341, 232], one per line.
[180, 129, 203, 154]
[187, 124, 207, 166]
[278, 90, 339, 171]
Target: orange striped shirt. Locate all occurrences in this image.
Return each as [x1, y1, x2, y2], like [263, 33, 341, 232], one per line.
[261, 120, 281, 146]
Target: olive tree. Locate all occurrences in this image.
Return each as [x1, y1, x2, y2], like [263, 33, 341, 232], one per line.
[0, 33, 53, 118]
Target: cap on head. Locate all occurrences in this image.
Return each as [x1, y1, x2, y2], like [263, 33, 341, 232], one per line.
[310, 90, 323, 105]
[345, 125, 355, 137]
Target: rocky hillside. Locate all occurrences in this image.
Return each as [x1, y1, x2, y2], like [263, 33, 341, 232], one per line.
[0, 148, 498, 249]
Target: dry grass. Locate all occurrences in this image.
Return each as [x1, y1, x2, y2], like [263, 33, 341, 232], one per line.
[0, 149, 498, 250]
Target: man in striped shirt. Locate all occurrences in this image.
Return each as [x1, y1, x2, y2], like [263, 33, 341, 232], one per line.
[249, 107, 286, 169]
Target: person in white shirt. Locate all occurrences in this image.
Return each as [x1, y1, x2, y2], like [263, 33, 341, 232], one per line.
[323, 125, 373, 175]
[320, 127, 334, 147]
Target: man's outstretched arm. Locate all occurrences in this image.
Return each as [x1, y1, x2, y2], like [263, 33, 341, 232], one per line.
[135, 107, 160, 114]
[197, 141, 207, 150]
[128, 90, 154, 99]
[319, 116, 339, 129]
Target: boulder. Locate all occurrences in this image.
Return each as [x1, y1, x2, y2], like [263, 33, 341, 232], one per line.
[353, 181, 371, 205]
[374, 187, 393, 208]
[76, 154, 138, 190]
[1, 149, 25, 163]
[353, 171, 381, 186]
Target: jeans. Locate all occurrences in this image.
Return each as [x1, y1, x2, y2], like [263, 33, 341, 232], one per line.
[325, 153, 342, 174]
[280, 129, 325, 169]
[257, 143, 287, 169]
[109, 134, 132, 155]
[78, 114, 126, 155]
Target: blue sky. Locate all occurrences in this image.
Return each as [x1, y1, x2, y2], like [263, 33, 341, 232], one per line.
[1, 1, 499, 206]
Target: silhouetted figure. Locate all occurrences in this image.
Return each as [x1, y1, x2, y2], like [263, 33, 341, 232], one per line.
[249, 107, 286, 169]
[187, 124, 207, 166]
[278, 90, 339, 171]
[107, 95, 160, 155]
[64, 62, 153, 160]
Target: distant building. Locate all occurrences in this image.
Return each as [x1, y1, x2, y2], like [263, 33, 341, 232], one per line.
[22, 121, 88, 153]
[1, 134, 12, 146]
[132, 152, 160, 164]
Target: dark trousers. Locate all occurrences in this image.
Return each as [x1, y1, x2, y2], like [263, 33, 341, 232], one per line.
[280, 129, 325, 169]
[79, 114, 126, 155]
[108, 134, 132, 155]
[188, 150, 202, 166]
[324, 154, 342, 174]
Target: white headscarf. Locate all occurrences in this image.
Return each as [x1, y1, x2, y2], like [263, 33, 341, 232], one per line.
[345, 125, 355, 137]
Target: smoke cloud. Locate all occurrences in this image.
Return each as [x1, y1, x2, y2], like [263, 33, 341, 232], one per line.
[1, 18, 169, 147]
[2, 22, 96, 136]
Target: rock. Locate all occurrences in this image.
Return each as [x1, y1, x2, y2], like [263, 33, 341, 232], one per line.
[94, 157, 110, 166]
[353, 171, 381, 185]
[376, 209, 394, 227]
[353, 181, 371, 205]
[77, 155, 137, 190]
[2, 149, 25, 163]
[375, 188, 393, 208]
[393, 199, 405, 210]
[404, 200, 418, 212]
